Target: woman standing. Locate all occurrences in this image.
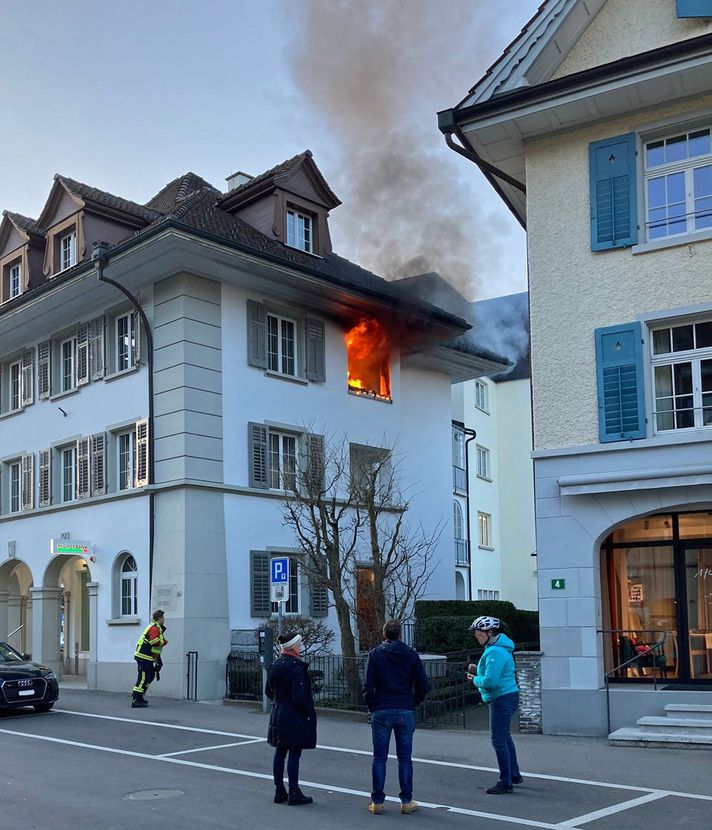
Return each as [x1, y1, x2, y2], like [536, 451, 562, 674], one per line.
[265, 632, 316, 806]
[466, 616, 523, 794]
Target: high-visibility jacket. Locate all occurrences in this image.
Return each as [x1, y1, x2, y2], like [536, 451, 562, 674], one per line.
[135, 622, 166, 662]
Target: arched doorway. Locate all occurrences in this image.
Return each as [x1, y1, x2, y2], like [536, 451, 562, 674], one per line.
[601, 511, 712, 685]
[0, 560, 33, 655]
[455, 571, 466, 600]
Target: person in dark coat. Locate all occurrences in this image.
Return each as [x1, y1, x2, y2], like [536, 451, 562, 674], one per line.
[266, 632, 316, 806]
[362, 619, 430, 815]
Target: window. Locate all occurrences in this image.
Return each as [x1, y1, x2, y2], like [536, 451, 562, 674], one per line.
[268, 432, 297, 490]
[477, 589, 500, 601]
[475, 379, 489, 412]
[452, 427, 467, 492]
[477, 512, 492, 548]
[9, 461, 20, 513]
[651, 318, 712, 431]
[476, 445, 491, 480]
[116, 313, 136, 372]
[59, 231, 77, 271]
[120, 555, 138, 617]
[267, 313, 297, 376]
[9, 361, 21, 411]
[62, 447, 76, 502]
[272, 557, 300, 614]
[349, 443, 391, 496]
[61, 337, 76, 392]
[453, 501, 464, 540]
[9, 262, 21, 299]
[118, 431, 135, 491]
[454, 501, 469, 565]
[286, 209, 312, 253]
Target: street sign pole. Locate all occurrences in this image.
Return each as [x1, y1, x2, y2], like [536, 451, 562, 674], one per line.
[270, 556, 290, 638]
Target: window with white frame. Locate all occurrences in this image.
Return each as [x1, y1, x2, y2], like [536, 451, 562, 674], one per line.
[452, 427, 465, 468]
[475, 379, 489, 412]
[267, 313, 297, 376]
[118, 430, 136, 491]
[651, 318, 712, 432]
[268, 432, 297, 490]
[59, 231, 77, 271]
[116, 313, 136, 372]
[477, 589, 500, 601]
[9, 262, 21, 299]
[453, 500, 464, 540]
[644, 127, 712, 241]
[272, 556, 300, 614]
[9, 360, 21, 411]
[60, 337, 76, 392]
[120, 555, 138, 617]
[62, 446, 76, 503]
[9, 461, 21, 513]
[476, 445, 491, 480]
[477, 512, 492, 548]
[286, 209, 312, 253]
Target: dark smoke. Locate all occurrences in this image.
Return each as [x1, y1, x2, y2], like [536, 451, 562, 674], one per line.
[283, 0, 523, 300]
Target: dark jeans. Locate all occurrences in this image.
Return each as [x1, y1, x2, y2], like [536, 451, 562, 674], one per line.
[489, 691, 520, 786]
[273, 744, 302, 791]
[370, 708, 415, 804]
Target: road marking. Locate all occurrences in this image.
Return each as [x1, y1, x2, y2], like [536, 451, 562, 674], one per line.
[557, 792, 668, 827]
[158, 738, 266, 757]
[53, 709, 257, 739]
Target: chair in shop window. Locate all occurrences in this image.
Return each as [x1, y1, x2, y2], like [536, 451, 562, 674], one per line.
[619, 635, 667, 678]
[689, 632, 712, 678]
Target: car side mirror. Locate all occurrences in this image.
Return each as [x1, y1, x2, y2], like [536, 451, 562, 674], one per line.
[22, 653, 31, 661]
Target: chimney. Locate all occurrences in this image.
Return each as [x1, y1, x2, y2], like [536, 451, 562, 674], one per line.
[225, 171, 253, 192]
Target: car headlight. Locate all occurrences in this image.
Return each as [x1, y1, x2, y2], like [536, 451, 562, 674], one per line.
[45, 672, 57, 681]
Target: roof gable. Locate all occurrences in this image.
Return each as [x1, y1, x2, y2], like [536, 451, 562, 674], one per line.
[37, 178, 84, 229]
[0, 211, 43, 254]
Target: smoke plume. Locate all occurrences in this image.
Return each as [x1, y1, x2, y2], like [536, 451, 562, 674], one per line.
[283, 0, 525, 300]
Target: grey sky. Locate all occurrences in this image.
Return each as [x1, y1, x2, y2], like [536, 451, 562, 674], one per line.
[0, 0, 539, 300]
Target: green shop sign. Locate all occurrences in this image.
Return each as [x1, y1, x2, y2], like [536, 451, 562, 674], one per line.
[50, 539, 91, 557]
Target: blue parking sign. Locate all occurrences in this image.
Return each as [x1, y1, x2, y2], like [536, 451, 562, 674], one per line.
[271, 557, 289, 585]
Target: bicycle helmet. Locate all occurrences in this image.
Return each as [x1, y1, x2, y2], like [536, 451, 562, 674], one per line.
[469, 615, 500, 632]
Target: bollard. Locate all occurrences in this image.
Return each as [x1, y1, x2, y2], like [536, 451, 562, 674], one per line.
[74, 641, 79, 676]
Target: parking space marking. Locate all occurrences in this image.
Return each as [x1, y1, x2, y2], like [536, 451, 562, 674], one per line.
[53, 709, 258, 739]
[158, 738, 266, 757]
[558, 792, 669, 828]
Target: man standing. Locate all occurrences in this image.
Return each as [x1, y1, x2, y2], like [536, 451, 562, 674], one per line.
[132, 609, 167, 708]
[362, 619, 430, 815]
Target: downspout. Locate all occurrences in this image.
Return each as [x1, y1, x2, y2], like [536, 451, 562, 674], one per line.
[91, 242, 156, 599]
[463, 427, 477, 601]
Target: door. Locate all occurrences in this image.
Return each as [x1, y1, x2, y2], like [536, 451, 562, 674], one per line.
[683, 547, 712, 681]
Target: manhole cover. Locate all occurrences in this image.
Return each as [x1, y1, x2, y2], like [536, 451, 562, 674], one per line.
[124, 789, 185, 801]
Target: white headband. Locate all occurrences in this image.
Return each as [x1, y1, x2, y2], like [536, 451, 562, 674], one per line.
[281, 634, 302, 650]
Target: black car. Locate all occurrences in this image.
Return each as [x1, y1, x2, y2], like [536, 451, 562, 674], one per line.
[0, 642, 59, 713]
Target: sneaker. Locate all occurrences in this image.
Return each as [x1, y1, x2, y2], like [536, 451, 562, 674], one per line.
[486, 781, 514, 795]
[274, 785, 288, 804]
[400, 801, 419, 814]
[512, 776, 524, 785]
[288, 788, 313, 806]
[368, 802, 384, 814]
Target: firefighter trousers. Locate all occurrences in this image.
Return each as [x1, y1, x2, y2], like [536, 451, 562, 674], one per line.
[133, 658, 156, 699]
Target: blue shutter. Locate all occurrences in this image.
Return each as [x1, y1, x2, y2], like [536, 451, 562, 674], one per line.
[595, 323, 646, 442]
[589, 133, 638, 251]
[676, 1, 712, 17]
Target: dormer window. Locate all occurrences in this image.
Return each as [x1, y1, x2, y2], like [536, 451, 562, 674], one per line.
[286, 208, 312, 253]
[59, 230, 77, 272]
[9, 262, 21, 299]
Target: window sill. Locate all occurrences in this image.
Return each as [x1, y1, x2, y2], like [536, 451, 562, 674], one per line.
[478, 545, 495, 552]
[0, 407, 23, 421]
[347, 390, 393, 404]
[632, 228, 712, 255]
[264, 370, 309, 386]
[104, 365, 139, 383]
[50, 388, 80, 402]
[474, 405, 490, 415]
[476, 475, 493, 483]
[107, 617, 141, 626]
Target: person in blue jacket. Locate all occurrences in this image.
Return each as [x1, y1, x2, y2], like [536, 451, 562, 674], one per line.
[466, 616, 523, 794]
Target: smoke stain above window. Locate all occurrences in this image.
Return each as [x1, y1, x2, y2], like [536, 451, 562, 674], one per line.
[346, 318, 391, 401]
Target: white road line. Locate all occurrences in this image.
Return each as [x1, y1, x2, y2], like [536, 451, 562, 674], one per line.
[158, 738, 266, 757]
[557, 792, 669, 827]
[53, 709, 257, 739]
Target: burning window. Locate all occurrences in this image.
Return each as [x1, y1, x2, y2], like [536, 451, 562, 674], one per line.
[345, 318, 391, 400]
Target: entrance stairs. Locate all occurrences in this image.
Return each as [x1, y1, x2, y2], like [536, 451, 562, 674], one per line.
[609, 703, 712, 748]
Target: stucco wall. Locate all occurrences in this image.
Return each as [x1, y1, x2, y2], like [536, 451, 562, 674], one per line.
[552, 0, 712, 80]
[526, 92, 712, 451]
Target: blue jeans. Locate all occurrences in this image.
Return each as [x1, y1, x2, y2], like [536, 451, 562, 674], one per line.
[489, 692, 520, 787]
[370, 709, 415, 804]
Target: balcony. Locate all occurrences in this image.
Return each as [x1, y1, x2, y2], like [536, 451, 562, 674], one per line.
[452, 465, 467, 494]
[455, 538, 470, 566]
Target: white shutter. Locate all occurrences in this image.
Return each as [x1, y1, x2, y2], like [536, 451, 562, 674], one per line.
[39, 449, 52, 507]
[132, 312, 141, 366]
[21, 349, 34, 406]
[76, 323, 89, 386]
[91, 432, 106, 496]
[77, 438, 90, 498]
[38, 341, 51, 399]
[21, 453, 34, 511]
[135, 419, 149, 487]
[89, 316, 105, 380]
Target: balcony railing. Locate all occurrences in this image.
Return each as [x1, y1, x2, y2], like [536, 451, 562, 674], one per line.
[455, 538, 470, 565]
[452, 465, 467, 493]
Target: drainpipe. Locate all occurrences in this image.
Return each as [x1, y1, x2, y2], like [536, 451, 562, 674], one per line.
[92, 242, 156, 599]
[463, 427, 477, 601]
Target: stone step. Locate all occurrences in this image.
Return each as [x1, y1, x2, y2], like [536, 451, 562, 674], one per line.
[609, 727, 712, 748]
[665, 703, 712, 719]
[637, 716, 712, 735]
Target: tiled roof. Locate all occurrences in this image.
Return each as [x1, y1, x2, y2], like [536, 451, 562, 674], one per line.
[3, 211, 44, 239]
[145, 172, 220, 213]
[56, 175, 160, 223]
[221, 151, 309, 199]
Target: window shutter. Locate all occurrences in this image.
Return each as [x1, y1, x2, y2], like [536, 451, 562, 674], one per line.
[89, 316, 105, 380]
[76, 323, 90, 386]
[91, 432, 107, 496]
[21, 349, 34, 406]
[304, 318, 326, 381]
[676, 1, 712, 17]
[248, 422, 269, 488]
[39, 449, 52, 507]
[305, 432, 325, 493]
[38, 341, 51, 399]
[135, 418, 149, 487]
[77, 438, 91, 498]
[247, 300, 267, 368]
[250, 551, 271, 617]
[133, 311, 141, 365]
[21, 453, 34, 510]
[595, 322, 646, 442]
[309, 572, 329, 618]
[589, 133, 637, 251]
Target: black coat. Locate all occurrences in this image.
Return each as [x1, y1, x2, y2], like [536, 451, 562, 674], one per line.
[266, 655, 317, 750]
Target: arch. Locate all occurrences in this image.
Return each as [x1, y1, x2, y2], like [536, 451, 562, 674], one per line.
[455, 571, 466, 601]
[43, 554, 92, 588]
[0, 558, 33, 592]
[0, 559, 33, 651]
[453, 501, 464, 540]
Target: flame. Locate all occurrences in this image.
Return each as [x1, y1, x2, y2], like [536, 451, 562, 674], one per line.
[345, 318, 391, 400]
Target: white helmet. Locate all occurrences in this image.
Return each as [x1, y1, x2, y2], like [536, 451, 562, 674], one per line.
[469, 615, 500, 632]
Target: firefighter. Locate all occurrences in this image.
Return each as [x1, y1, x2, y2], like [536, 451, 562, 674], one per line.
[132, 609, 168, 708]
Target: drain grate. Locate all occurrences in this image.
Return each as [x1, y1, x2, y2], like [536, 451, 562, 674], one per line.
[124, 789, 185, 801]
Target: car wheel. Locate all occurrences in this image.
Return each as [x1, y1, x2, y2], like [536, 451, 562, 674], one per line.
[33, 703, 54, 713]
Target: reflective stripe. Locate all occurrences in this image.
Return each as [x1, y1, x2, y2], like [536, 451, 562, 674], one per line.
[135, 623, 165, 661]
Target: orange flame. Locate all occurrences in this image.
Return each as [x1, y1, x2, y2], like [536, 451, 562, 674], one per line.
[345, 318, 391, 399]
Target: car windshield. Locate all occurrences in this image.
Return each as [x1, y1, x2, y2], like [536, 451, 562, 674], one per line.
[0, 642, 24, 663]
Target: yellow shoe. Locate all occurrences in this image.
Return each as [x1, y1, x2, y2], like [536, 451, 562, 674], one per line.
[368, 802, 384, 814]
[400, 801, 419, 814]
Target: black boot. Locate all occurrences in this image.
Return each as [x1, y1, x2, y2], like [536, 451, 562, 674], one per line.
[288, 787, 313, 806]
[274, 784, 288, 804]
[486, 781, 513, 794]
[131, 695, 148, 708]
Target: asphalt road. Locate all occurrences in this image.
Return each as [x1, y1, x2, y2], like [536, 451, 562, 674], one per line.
[1, 690, 710, 829]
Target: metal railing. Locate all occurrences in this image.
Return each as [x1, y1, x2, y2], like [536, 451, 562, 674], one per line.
[452, 465, 467, 493]
[455, 539, 470, 565]
[598, 628, 668, 735]
[186, 651, 199, 700]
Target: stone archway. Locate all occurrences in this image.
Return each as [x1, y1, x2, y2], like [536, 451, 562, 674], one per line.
[0, 559, 33, 655]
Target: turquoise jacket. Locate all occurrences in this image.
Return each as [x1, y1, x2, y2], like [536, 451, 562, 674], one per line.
[472, 633, 519, 703]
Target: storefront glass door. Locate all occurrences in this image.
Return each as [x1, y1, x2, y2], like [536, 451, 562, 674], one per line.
[684, 548, 712, 681]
